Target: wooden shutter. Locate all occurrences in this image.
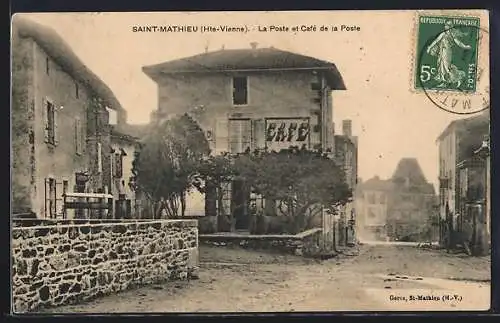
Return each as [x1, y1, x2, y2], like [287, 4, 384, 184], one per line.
[42, 98, 49, 143]
[214, 118, 229, 155]
[115, 153, 123, 178]
[75, 118, 83, 155]
[53, 107, 59, 145]
[55, 180, 65, 217]
[97, 143, 102, 173]
[252, 119, 265, 150]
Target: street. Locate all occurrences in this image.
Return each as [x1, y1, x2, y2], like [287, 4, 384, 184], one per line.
[42, 243, 491, 313]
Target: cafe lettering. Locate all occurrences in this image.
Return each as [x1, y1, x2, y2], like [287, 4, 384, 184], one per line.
[266, 121, 310, 142]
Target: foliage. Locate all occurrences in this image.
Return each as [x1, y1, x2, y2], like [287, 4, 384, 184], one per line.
[234, 147, 352, 213]
[131, 113, 210, 218]
[196, 146, 353, 233]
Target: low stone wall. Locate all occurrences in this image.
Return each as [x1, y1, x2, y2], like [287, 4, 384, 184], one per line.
[199, 228, 322, 257]
[11, 219, 198, 313]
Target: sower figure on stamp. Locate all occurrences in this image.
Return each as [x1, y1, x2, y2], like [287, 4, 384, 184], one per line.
[426, 20, 472, 88]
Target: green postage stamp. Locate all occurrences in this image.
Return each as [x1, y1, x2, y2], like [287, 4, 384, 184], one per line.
[415, 15, 480, 93]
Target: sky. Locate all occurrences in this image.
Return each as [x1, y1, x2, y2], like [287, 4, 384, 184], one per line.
[17, 10, 489, 190]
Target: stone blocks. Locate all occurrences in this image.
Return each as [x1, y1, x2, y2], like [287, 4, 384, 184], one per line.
[11, 220, 198, 313]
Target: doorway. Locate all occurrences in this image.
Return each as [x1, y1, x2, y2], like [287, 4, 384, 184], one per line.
[232, 179, 250, 230]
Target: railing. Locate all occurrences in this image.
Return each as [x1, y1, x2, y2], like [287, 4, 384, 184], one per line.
[62, 192, 114, 219]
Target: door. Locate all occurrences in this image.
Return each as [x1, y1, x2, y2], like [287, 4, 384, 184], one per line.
[232, 179, 249, 230]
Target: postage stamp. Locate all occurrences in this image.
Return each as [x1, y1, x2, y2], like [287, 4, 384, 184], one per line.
[415, 15, 480, 93]
[412, 13, 489, 115]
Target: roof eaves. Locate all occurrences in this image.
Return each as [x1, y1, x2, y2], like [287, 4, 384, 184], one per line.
[143, 65, 347, 90]
[14, 16, 125, 114]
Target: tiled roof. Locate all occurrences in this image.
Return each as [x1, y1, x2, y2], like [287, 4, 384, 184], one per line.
[436, 110, 489, 142]
[12, 16, 126, 117]
[143, 47, 346, 90]
[391, 158, 428, 183]
[357, 176, 394, 191]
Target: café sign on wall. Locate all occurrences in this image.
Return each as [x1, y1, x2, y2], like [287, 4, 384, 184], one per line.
[265, 117, 310, 151]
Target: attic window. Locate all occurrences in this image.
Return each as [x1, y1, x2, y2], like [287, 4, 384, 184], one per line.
[45, 57, 50, 75]
[75, 82, 79, 99]
[106, 107, 118, 125]
[232, 76, 248, 106]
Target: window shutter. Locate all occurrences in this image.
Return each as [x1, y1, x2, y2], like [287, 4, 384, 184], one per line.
[75, 118, 82, 155]
[97, 143, 102, 173]
[252, 119, 265, 150]
[118, 154, 123, 178]
[53, 107, 59, 145]
[214, 118, 229, 155]
[42, 98, 49, 143]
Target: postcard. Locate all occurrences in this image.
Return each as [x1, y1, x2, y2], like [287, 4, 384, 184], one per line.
[11, 10, 490, 313]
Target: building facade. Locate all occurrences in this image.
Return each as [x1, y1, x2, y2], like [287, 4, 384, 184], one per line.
[386, 158, 437, 242]
[334, 120, 358, 245]
[143, 45, 346, 230]
[356, 158, 437, 242]
[436, 111, 490, 246]
[11, 17, 137, 219]
[355, 176, 392, 241]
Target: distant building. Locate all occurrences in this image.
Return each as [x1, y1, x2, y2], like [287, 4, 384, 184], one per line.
[355, 176, 392, 241]
[11, 17, 138, 218]
[356, 158, 437, 242]
[142, 44, 346, 231]
[436, 111, 489, 245]
[386, 158, 437, 241]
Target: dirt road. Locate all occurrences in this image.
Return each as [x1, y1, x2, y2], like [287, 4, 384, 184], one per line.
[43, 243, 491, 313]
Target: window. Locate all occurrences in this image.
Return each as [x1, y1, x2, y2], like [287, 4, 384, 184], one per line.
[43, 99, 58, 145]
[75, 82, 79, 99]
[367, 193, 376, 204]
[46, 57, 50, 75]
[106, 107, 118, 125]
[75, 118, 83, 155]
[114, 151, 124, 178]
[228, 119, 252, 154]
[232, 76, 248, 105]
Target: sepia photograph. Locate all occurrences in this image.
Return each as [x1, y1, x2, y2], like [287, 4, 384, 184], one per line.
[10, 10, 491, 313]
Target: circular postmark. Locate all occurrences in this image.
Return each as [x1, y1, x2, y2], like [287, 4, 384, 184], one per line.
[416, 17, 489, 115]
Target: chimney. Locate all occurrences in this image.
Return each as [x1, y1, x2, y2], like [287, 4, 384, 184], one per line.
[250, 42, 258, 50]
[342, 120, 352, 137]
[204, 45, 208, 53]
[221, 44, 225, 50]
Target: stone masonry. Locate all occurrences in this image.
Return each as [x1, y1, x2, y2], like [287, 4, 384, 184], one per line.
[199, 228, 322, 257]
[11, 220, 198, 313]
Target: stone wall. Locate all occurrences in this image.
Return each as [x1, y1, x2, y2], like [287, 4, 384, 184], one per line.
[11, 219, 198, 313]
[199, 228, 322, 257]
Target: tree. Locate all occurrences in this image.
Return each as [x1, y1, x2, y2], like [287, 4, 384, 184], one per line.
[193, 153, 235, 230]
[232, 146, 352, 233]
[131, 113, 210, 218]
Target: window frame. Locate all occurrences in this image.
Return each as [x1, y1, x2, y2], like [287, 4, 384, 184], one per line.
[231, 76, 249, 106]
[45, 98, 56, 145]
[228, 118, 252, 154]
[75, 117, 83, 155]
